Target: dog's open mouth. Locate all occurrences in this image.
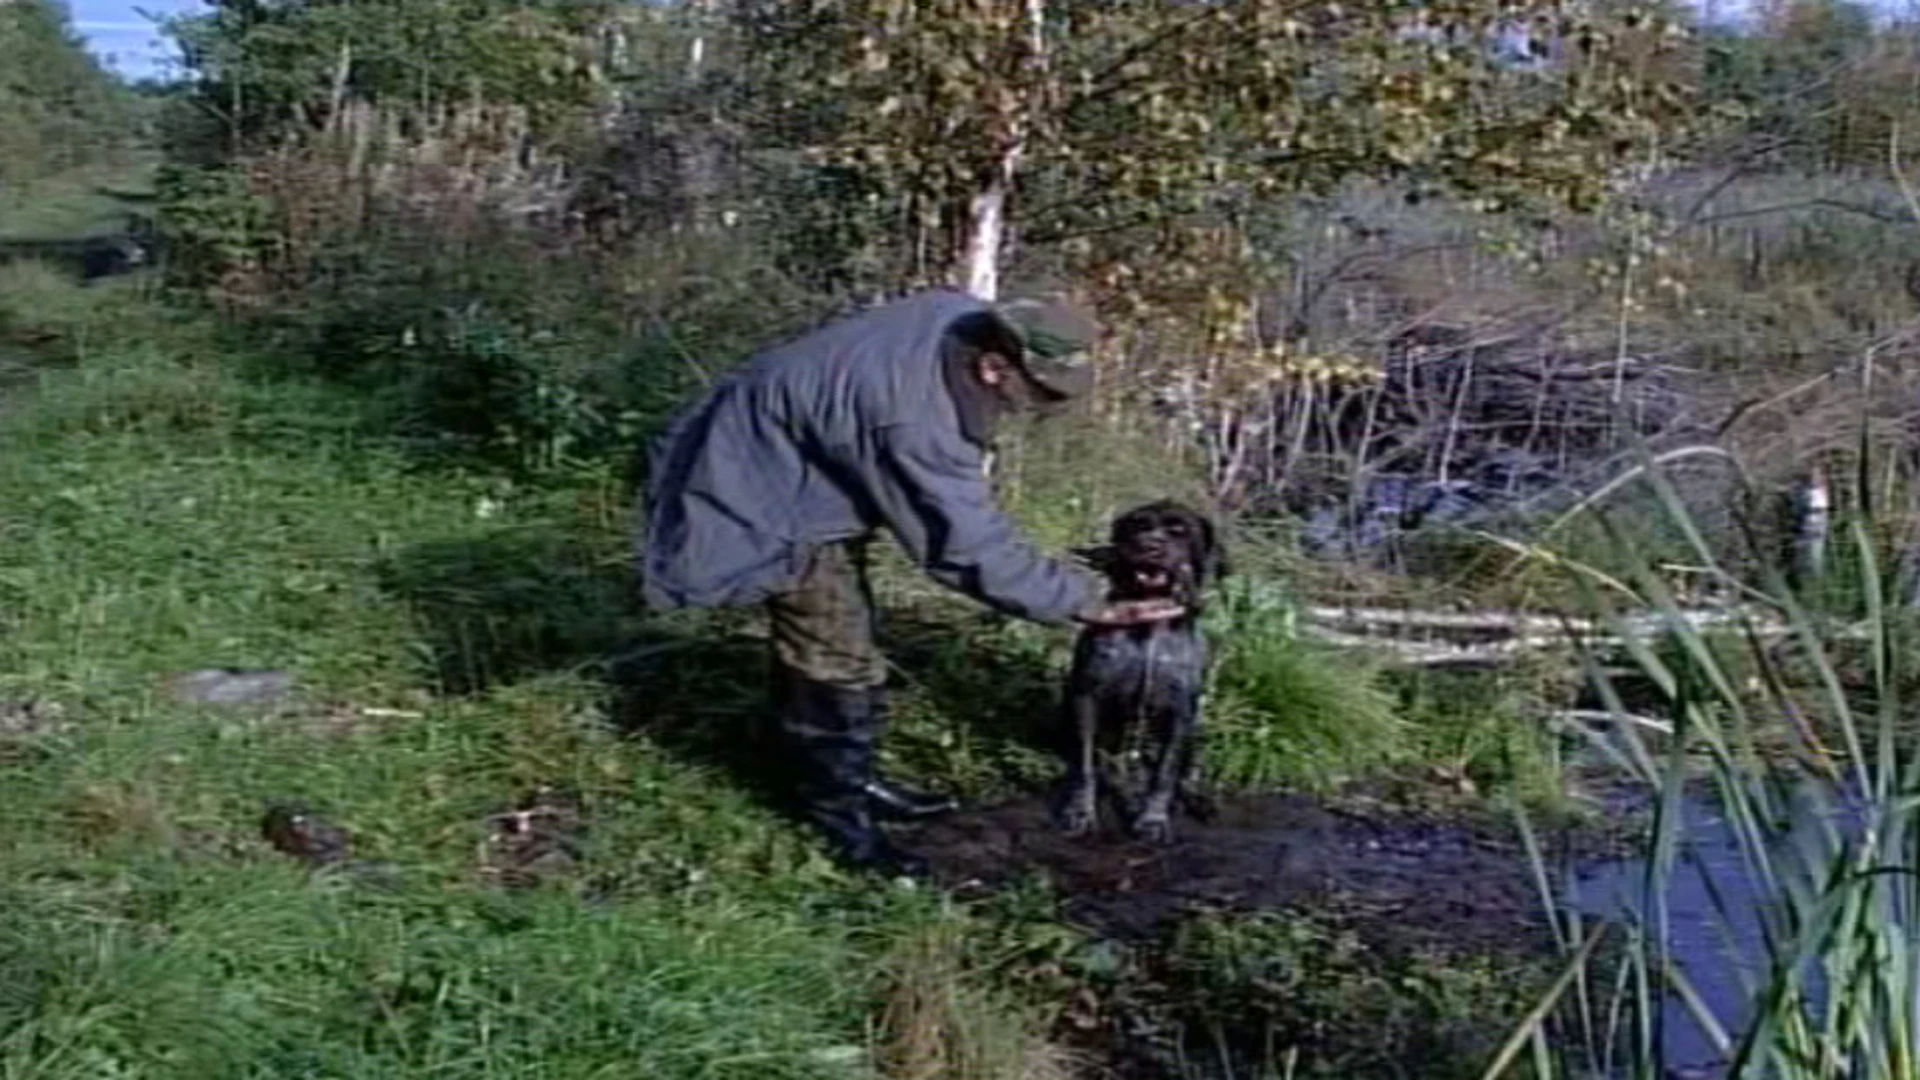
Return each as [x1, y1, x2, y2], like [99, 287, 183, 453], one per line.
[1126, 565, 1177, 594]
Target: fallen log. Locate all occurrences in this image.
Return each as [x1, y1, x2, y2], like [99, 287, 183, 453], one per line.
[1303, 604, 1777, 637]
[1300, 627, 1577, 669]
[1294, 603, 1855, 669]
[1544, 709, 1675, 735]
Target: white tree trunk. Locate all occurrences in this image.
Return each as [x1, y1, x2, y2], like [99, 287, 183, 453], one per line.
[961, 160, 1013, 300]
[687, 0, 709, 79]
[959, 0, 1046, 301]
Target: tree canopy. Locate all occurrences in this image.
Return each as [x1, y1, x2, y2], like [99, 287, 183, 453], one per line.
[0, 0, 135, 191]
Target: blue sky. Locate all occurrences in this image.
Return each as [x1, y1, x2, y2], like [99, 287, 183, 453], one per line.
[70, 0, 203, 81]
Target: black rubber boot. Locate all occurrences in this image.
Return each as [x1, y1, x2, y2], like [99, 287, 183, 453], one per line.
[861, 686, 960, 821]
[864, 776, 961, 820]
[772, 667, 929, 878]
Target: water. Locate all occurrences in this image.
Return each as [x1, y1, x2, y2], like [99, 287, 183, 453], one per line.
[1567, 784, 1858, 1076]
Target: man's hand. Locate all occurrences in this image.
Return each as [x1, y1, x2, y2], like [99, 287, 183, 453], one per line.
[1075, 598, 1188, 627]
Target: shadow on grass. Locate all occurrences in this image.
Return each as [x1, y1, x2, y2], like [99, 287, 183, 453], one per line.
[378, 526, 1069, 804]
[376, 526, 788, 803]
[880, 609, 1071, 777]
[603, 605, 1070, 809]
[376, 527, 640, 695]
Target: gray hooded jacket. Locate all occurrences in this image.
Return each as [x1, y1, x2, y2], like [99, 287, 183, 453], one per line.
[639, 289, 1098, 624]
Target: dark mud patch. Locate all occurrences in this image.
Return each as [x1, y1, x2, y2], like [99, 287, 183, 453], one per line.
[903, 792, 1554, 953]
[905, 791, 1587, 1079]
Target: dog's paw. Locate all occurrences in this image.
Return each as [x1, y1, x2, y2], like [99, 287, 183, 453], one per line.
[1060, 789, 1099, 835]
[1131, 811, 1174, 844]
[1178, 789, 1220, 825]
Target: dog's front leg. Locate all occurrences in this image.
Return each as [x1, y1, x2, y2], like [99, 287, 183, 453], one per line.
[1060, 690, 1100, 835]
[1171, 686, 1217, 824]
[1133, 706, 1188, 843]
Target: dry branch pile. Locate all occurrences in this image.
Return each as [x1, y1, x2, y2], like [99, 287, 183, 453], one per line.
[1132, 312, 1710, 561]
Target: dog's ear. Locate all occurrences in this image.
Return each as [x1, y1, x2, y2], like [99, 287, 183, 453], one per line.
[1196, 513, 1229, 584]
[1072, 543, 1119, 574]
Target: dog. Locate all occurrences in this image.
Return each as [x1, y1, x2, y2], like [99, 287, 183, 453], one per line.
[1059, 499, 1226, 843]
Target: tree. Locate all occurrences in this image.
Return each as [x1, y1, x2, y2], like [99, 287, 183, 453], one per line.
[1702, 0, 1892, 169]
[736, 0, 1700, 302]
[0, 0, 134, 191]
[162, 0, 612, 159]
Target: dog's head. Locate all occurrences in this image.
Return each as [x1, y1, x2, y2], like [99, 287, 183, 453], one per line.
[1081, 500, 1227, 605]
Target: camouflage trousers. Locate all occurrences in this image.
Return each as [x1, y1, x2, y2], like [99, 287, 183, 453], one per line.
[767, 537, 888, 690]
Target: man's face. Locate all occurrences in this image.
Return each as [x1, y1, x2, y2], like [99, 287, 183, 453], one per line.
[974, 352, 1045, 413]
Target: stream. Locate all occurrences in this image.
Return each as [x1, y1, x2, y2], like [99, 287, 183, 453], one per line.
[1567, 782, 1861, 1078]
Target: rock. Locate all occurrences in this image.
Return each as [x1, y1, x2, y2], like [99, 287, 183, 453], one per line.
[805, 1045, 873, 1078]
[0, 697, 67, 737]
[170, 668, 295, 709]
[0, 698, 70, 759]
[261, 801, 352, 866]
[481, 785, 586, 888]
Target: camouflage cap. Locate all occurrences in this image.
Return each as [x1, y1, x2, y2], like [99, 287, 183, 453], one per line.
[993, 294, 1099, 401]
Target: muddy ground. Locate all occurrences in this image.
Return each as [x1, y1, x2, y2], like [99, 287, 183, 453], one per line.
[901, 790, 1588, 953]
[898, 789, 1635, 1079]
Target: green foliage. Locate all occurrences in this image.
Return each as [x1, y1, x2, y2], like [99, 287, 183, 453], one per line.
[0, 260, 102, 341]
[0, 255, 168, 371]
[1701, 0, 1920, 171]
[162, 0, 612, 157]
[226, 224, 684, 476]
[737, 0, 1701, 298]
[1392, 668, 1568, 807]
[0, 161, 154, 244]
[0, 0, 134, 192]
[151, 163, 271, 291]
[1204, 576, 1408, 791]
[1153, 910, 1551, 1079]
[1501, 453, 1920, 1078]
[332, 302, 637, 474]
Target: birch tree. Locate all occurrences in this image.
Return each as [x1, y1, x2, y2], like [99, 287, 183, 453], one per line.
[738, 0, 1699, 302]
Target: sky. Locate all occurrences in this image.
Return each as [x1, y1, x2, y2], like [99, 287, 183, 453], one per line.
[70, 0, 203, 82]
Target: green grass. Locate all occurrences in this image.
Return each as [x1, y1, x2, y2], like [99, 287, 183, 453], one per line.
[1147, 909, 1553, 1080]
[0, 271, 1591, 1080]
[0, 285, 986, 1079]
[1202, 579, 1406, 792]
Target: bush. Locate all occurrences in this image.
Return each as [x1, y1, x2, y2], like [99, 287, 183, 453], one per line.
[1148, 910, 1549, 1080]
[152, 164, 273, 294]
[1203, 576, 1406, 791]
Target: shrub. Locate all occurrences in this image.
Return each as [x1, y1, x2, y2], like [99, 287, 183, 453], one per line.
[1203, 575, 1406, 791]
[1149, 910, 1549, 1080]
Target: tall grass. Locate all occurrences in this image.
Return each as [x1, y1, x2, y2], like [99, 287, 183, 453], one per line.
[875, 921, 1077, 1080]
[1203, 576, 1407, 792]
[1490, 443, 1920, 1079]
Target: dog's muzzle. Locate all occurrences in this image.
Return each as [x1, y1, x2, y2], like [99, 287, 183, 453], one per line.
[1114, 549, 1195, 600]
